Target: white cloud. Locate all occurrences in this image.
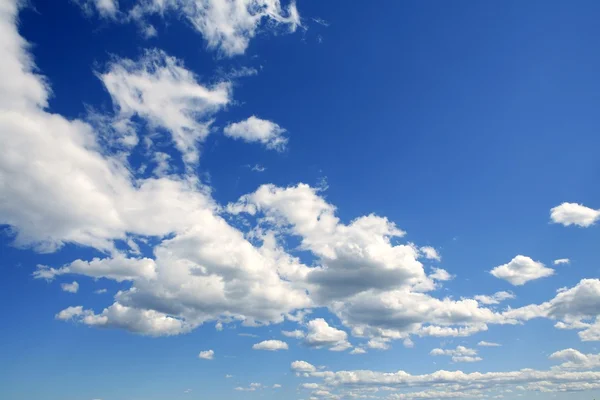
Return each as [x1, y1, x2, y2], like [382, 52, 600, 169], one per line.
[35, 255, 157, 282]
[478, 341, 501, 347]
[504, 278, 600, 341]
[430, 268, 453, 282]
[56, 306, 85, 320]
[420, 246, 441, 261]
[282, 329, 305, 339]
[474, 291, 515, 305]
[94, 289, 108, 294]
[430, 345, 482, 362]
[73, 0, 119, 18]
[61, 281, 80, 293]
[350, 347, 366, 354]
[100, 49, 231, 164]
[225, 374, 233, 378]
[549, 348, 600, 370]
[224, 116, 287, 151]
[304, 318, 351, 351]
[292, 360, 600, 398]
[252, 339, 288, 351]
[128, 0, 300, 56]
[550, 202, 600, 227]
[291, 360, 316, 373]
[272, 384, 281, 388]
[490, 255, 554, 286]
[198, 350, 214, 360]
[553, 258, 570, 266]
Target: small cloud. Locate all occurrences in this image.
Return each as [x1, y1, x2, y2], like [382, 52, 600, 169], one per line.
[94, 288, 107, 294]
[550, 202, 600, 227]
[272, 384, 282, 389]
[350, 347, 366, 355]
[420, 246, 441, 261]
[252, 340, 288, 351]
[198, 350, 214, 360]
[554, 258, 570, 266]
[61, 281, 79, 293]
[478, 341, 501, 347]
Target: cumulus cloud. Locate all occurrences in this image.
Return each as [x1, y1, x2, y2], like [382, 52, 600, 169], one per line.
[490, 255, 554, 286]
[430, 346, 482, 363]
[128, 0, 300, 56]
[304, 318, 351, 351]
[549, 348, 600, 370]
[224, 116, 287, 151]
[291, 360, 600, 399]
[198, 350, 214, 360]
[61, 281, 80, 293]
[554, 258, 570, 266]
[550, 202, 600, 227]
[291, 360, 316, 373]
[252, 339, 288, 351]
[35, 255, 157, 282]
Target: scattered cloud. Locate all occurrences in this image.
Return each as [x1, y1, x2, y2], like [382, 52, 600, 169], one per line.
[490, 255, 554, 286]
[420, 246, 441, 261]
[304, 318, 351, 351]
[474, 291, 515, 305]
[282, 329, 305, 339]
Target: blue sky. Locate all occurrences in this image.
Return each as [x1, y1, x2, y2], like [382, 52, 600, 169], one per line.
[1, 0, 600, 399]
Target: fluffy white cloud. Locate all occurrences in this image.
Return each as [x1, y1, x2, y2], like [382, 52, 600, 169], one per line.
[477, 341, 501, 347]
[490, 255, 554, 286]
[291, 360, 316, 373]
[198, 349, 214, 360]
[99, 49, 231, 164]
[420, 246, 441, 261]
[473, 291, 515, 305]
[554, 258, 570, 265]
[128, 0, 300, 56]
[550, 202, 600, 227]
[224, 116, 287, 151]
[350, 347, 366, 354]
[430, 346, 481, 363]
[304, 318, 351, 351]
[252, 339, 288, 351]
[61, 281, 80, 293]
[549, 348, 600, 370]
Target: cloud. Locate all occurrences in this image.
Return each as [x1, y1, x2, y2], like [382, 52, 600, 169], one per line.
[504, 278, 600, 341]
[198, 350, 214, 360]
[549, 348, 600, 370]
[490, 255, 554, 286]
[73, 0, 119, 18]
[282, 329, 305, 339]
[272, 384, 281, 388]
[550, 202, 600, 227]
[291, 360, 316, 373]
[224, 116, 287, 151]
[99, 50, 231, 164]
[304, 318, 351, 351]
[235, 383, 263, 391]
[128, 0, 300, 56]
[477, 341, 501, 347]
[291, 359, 600, 398]
[61, 281, 80, 293]
[350, 347, 366, 354]
[252, 339, 288, 351]
[420, 246, 441, 261]
[473, 291, 515, 305]
[554, 258, 570, 266]
[35, 255, 157, 282]
[430, 346, 482, 362]
[94, 289, 108, 294]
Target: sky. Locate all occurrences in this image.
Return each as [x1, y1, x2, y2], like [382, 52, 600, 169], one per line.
[1, 0, 600, 399]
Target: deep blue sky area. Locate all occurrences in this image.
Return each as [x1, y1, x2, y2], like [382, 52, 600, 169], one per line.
[2, 0, 600, 399]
